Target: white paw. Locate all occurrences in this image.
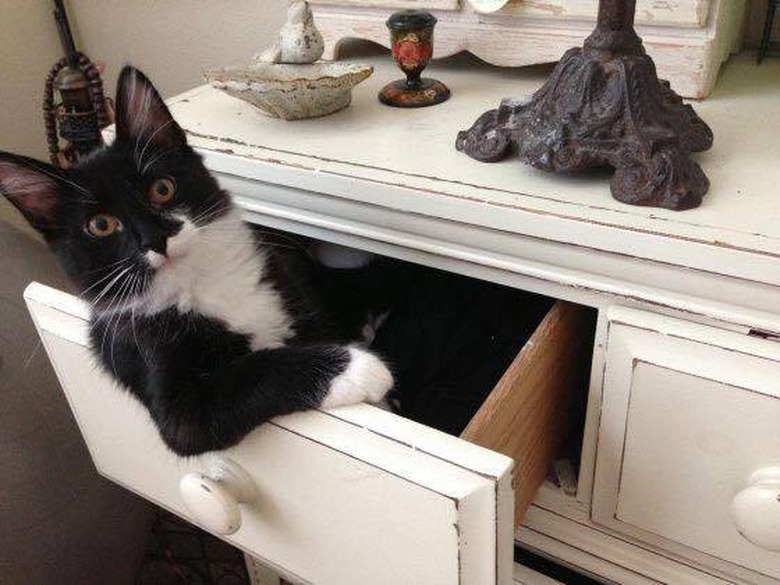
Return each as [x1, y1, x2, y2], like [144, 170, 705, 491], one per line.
[321, 347, 393, 409]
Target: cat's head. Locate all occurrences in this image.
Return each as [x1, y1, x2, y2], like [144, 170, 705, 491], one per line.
[0, 66, 232, 310]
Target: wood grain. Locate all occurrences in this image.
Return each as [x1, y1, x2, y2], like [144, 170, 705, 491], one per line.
[462, 301, 593, 526]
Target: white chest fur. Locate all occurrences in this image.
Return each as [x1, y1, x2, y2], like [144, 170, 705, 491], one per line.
[143, 208, 293, 350]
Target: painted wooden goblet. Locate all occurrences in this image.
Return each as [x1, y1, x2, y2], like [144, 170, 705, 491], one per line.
[378, 10, 450, 108]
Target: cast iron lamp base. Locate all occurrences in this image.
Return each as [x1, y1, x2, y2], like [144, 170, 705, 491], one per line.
[455, 0, 713, 211]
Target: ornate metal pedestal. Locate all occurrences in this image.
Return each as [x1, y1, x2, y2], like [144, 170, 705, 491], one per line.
[456, 0, 713, 211]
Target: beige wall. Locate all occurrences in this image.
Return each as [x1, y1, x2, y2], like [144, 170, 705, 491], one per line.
[0, 0, 286, 225]
[0, 1, 64, 159]
[0, 0, 286, 159]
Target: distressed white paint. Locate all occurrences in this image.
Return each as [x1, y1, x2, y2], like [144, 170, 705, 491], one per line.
[517, 506, 736, 585]
[468, 0, 510, 14]
[310, 0, 459, 9]
[592, 307, 780, 582]
[152, 55, 780, 322]
[243, 555, 564, 585]
[498, 0, 712, 26]
[244, 555, 284, 585]
[311, 0, 746, 97]
[24, 282, 513, 585]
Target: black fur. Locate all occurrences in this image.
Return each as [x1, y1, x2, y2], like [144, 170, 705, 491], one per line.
[91, 308, 351, 455]
[0, 66, 398, 455]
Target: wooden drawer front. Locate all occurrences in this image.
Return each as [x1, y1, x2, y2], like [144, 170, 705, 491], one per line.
[310, 0, 460, 11]
[593, 307, 780, 582]
[498, 0, 711, 28]
[24, 283, 588, 584]
[25, 283, 511, 585]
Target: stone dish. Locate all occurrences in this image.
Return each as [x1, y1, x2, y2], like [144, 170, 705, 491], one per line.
[204, 62, 373, 120]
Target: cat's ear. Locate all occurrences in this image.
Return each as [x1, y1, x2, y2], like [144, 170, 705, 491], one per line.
[0, 152, 69, 236]
[114, 65, 187, 154]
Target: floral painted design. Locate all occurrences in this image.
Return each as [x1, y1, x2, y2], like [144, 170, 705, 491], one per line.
[392, 33, 432, 71]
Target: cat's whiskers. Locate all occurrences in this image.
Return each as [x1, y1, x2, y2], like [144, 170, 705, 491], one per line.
[94, 269, 132, 324]
[91, 274, 131, 311]
[82, 256, 132, 277]
[189, 203, 223, 224]
[189, 200, 229, 226]
[108, 273, 141, 374]
[99, 270, 137, 369]
[213, 223, 310, 250]
[92, 260, 151, 319]
[91, 266, 133, 306]
[95, 279, 125, 360]
[131, 274, 151, 367]
[80, 260, 134, 297]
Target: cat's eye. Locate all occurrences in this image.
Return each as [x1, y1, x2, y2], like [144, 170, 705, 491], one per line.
[86, 214, 121, 237]
[148, 177, 176, 204]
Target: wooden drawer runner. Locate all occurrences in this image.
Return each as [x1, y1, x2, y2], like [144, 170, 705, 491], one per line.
[24, 282, 591, 585]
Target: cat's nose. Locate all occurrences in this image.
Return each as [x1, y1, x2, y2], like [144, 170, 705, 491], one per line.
[138, 218, 179, 255]
[143, 236, 167, 256]
[138, 216, 183, 264]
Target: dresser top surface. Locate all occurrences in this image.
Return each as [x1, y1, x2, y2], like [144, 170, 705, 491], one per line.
[168, 50, 780, 283]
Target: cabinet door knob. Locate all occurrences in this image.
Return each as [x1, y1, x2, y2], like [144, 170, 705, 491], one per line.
[179, 457, 257, 535]
[731, 467, 780, 551]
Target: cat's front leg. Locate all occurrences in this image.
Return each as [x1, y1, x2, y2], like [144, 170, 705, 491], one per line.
[148, 344, 393, 456]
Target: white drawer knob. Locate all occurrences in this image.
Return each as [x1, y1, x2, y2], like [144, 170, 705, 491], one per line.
[179, 457, 257, 535]
[731, 467, 780, 551]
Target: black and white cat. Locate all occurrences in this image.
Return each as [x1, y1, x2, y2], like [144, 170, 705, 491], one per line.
[0, 66, 395, 456]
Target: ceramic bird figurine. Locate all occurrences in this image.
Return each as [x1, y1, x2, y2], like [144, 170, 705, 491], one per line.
[256, 1, 325, 64]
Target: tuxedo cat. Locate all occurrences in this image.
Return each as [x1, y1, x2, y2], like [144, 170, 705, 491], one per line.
[0, 66, 394, 456]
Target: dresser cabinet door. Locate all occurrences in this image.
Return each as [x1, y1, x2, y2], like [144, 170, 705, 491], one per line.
[593, 307, 780, 582]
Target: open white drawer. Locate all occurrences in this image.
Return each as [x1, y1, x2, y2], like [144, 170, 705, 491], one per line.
[24, 281, 592, 585]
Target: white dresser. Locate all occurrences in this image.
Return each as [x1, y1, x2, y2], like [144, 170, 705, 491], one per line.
[310, 0, 747, 98]
[25, 52, 780, 584]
